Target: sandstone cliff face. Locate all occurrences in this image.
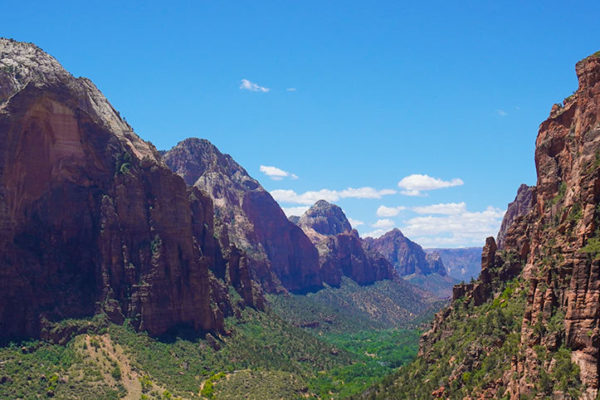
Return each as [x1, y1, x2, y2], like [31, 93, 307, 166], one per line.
[296, 201, 396, 286]
[163, 138, 321, 294]
[397, 52, 600, 399]
[363, 228, 447, 277]
[0, 39, 245, 341]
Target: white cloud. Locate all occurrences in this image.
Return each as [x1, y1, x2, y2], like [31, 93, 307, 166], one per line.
[286, 88, 296, 92]
[240, 79, 270, 92]
[412, 202, 466, 215]
[376, 205, 406, 217]
[397, 174, 463, 196]
[281, 206, 309, 217]
[362, 229, 389, 239]
[372, 219, 395, 229]
[347, 217, 364, 228]
[340, 187, 396, 198]
[259, 165, 298, 180]
[401, 206, 505, 248]
[271, 187, 396, 205]
[497, 109, 508, 117]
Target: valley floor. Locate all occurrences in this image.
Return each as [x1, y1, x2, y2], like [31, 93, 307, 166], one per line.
[0, 278, 441, 399]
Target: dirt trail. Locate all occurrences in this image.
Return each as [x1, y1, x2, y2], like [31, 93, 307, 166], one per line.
[81, 334, 168, 400]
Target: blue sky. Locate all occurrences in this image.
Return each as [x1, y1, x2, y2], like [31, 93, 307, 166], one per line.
[4, 1, 600, 247]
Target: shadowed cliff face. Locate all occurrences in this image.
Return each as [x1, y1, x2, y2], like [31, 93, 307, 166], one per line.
[496, 183, 534, 249]
[0, 39, 244, 341]
[163, 138, 322, 294]
[296, 200, 396, 286]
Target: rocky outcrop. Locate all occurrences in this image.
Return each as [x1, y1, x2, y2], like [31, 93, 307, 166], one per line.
[163, 138, 321, 294]
[382, 51, 600, 399]
[296, 201, 395, 286]
[364, 229, 447, 277]
[497, 184, 535, 249]
[0, 39, 250, 341]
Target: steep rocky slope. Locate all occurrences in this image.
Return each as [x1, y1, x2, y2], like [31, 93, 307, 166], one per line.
[0, 39, 254, 342]
[496, 183, 535, 249]
[296, 200, 395, 286]
[362, 51, 600, 399]
[163, 138, 321, 294]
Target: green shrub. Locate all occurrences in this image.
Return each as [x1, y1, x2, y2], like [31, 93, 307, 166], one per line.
[111, 365, 122, 380]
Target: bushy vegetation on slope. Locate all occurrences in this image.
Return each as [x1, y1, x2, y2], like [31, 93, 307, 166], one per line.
[0, 301, 427, 399]
[268, 277, 444, 334]
[357, 276, 582, 399]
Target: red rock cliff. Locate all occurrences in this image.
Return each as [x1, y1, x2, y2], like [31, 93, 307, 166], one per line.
[412, 51, 600, 399]
[0, 39, 245, 341]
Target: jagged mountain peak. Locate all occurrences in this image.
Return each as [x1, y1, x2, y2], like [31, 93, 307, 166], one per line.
[164, 137, 258, 189]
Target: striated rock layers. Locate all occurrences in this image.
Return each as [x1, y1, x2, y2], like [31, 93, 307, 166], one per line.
[163, 138, 321, 294]
[0, 39, 253, 341]
[296, 200, 396, 286]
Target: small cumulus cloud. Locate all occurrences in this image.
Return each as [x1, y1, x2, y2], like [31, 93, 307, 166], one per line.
[361, 218, 398, 239]
[397, 174, 463, 196]
[240, 79, 270, 92]
[412, 202, 466, 215]
[281, 206, 309, 217]
[260, 165, 298, 180]
[376, 205, 406, 217]
[372, 219, 395, 229]
[286, 88, 297, 92]
[402, 206, 505, 247]
[497, 109, 508, 117]
[271, 187, 396, 205]
[347, 217, 364, 228]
